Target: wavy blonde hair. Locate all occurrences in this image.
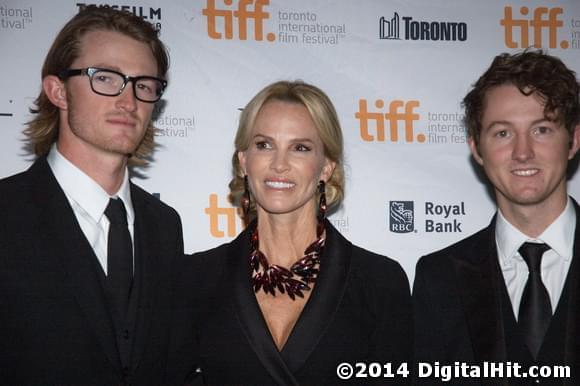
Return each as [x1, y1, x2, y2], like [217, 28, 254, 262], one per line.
[229, 80, 345, 219]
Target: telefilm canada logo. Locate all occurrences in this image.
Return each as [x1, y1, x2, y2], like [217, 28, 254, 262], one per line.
[76, 3, 162, 30]
[389, 201, 414, 233]
[379, 12, 467, 42]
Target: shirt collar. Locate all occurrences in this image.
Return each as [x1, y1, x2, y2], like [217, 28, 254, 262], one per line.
[496, 197, 575, 266]
[47, 144, 134, 225]
[539, 197, 575, 261]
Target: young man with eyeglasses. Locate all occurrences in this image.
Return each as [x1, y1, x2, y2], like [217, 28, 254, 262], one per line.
[0, 6, 187, 385]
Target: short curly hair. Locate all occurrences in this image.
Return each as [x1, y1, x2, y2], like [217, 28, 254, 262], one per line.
[229, 80, 345, 220]
[463, 49, 579, 146]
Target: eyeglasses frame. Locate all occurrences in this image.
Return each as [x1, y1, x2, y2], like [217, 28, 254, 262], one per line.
[58, 67, 167, 103]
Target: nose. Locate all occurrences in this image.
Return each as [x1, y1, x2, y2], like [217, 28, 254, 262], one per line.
[270, 150, 290, 173]
[115, 82, 138, 112]
[512, 133, 534, 162]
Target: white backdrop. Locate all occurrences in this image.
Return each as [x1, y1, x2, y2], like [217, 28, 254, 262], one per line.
[2, 0, 580, 283]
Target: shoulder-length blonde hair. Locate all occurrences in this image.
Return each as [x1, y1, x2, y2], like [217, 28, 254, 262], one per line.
[229, 80, 345, 219]
[25, 5, 169, 165]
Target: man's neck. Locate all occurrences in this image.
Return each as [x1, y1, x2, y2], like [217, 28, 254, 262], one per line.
[497, 194, 568, 238]
[56, 143, 128, 195]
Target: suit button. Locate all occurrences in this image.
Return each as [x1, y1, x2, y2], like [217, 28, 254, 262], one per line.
[123, 329, 130, 340]
[123, 366, 129, 376]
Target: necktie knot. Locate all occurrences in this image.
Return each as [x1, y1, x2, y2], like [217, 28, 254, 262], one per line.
[518, 242, 550, 273]
[105, 198, 127, 225]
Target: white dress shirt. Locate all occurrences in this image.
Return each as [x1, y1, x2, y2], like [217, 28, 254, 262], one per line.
[496, 197, 576, 319]
[47, 145, 135, 275]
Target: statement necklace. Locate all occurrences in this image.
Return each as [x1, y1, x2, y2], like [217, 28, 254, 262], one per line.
[249, 221, 325, 300]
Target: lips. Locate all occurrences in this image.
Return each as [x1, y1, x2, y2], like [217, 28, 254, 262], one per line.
[511, 168, 539, 177]
[265, 179, 295, 189]
[107, 116, 137, 127]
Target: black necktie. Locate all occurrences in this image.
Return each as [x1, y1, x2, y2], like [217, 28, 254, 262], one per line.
[517, 242, 552, 359]
[104, 198, 133, 317]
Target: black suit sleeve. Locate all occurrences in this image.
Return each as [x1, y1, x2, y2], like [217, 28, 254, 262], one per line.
[414, 257, 443, 361]
[373, 262, 413, 385]
[352, 250, 413, 385]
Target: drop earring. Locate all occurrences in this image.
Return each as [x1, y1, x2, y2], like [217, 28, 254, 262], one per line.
[242, 175, 250, 217]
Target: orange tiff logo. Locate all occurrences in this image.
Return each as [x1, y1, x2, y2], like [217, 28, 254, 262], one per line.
[500, 6, 568, 49]
[205, 193, 242, 237]
[355, 99, 424, 143]
[202, 0, 276, 41]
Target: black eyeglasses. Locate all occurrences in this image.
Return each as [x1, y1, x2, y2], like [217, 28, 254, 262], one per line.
[59, 67, 167, 103]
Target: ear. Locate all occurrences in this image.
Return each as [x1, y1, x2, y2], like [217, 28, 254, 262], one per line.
[468, 136, 484, 166]
[43, 75, 68, 109]
[237, 151, 247, 175]
[568, 124, 580, 160]
[320, 158, 336, 182]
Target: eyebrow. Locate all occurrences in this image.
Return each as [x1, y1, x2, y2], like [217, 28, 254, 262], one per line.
[91, 64, 157, 78]
[484, 117, 554, 131]
[92, 64, 123, 72]
[253, 134, 316, 143]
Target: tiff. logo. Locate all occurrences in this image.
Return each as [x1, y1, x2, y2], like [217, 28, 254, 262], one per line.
[355, 99, 424, 143]
[202, 0, 276, 41]
[500, 6, 568, 49]
[205, 193, 242, 237]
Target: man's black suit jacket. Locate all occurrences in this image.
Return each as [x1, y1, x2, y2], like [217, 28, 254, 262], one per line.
[0, 157, 184, 385]
[172, 220, 412, 385]
[413, 203, 580, 386]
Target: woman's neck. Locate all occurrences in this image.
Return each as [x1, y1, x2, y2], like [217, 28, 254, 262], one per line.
[256, 208, 319, 267]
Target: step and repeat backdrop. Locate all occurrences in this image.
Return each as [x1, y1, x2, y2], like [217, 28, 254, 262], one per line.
[2, 0, 580, 282]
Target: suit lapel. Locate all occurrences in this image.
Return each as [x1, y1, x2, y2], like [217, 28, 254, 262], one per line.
[127, 185, 163, 373]
[229, 221, 352, 383]
[29, 159, 121, 373]
[454, 201, 580, 385]
[280, 221, 351, 372]
[229, 228, 299, 386]
[563, 199, 580, 385]
[453, 218, 507, 366]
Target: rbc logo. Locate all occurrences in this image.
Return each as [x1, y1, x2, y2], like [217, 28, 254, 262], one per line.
[389, 201, 414, 233]
[202, 0, 276, 41]
[500, 6, 568, 49]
